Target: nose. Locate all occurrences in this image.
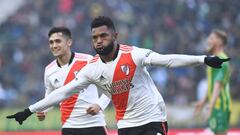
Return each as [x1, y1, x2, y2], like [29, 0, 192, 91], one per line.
[96, 37, 103, 44]
[51, 42, 58, 48]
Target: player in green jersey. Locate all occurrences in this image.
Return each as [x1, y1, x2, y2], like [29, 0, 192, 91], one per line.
[195, 29, 232, 135]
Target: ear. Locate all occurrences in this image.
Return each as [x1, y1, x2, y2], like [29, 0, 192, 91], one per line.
[113, 32, 118, 40]
[67, 39, 73, 47]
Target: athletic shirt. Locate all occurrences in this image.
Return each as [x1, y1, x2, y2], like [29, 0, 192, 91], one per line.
[44, 52, 110, 128]
[207, 52, 232, 112]
[80, 45, 168, 128]
[30, 44, 206, 129]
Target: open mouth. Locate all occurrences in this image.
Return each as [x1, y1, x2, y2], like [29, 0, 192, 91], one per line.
[95, 46, 104, 51]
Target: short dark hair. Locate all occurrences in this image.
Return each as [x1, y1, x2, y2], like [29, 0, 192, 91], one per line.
[48, 26, 72, 38]
[91, 16, 116, 31]
[212, 29, 227, 45]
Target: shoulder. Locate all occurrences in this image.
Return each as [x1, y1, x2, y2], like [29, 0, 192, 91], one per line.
[119, 44, 134, 53]
[89, 54, 100, 64]
[78, 55, 100, 79]
[45, 60, 57, 70]
[74, 52, 93, 61]
[45, 60, 58, 76]
[218, 53, 230, 69]
[120, 44, 152, 58]
[119, 44, 149, 54]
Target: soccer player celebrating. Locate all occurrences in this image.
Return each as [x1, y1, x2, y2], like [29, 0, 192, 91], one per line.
[195, 29, 232, 135]
[34, 27, 110, 135]
[7, 16, 230, 135]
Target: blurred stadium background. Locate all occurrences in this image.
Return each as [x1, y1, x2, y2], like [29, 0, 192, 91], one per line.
[0, 0, 239, 134]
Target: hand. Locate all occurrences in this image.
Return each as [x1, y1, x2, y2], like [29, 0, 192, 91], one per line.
[86, 104, 101, 115]
[6, 108, 33, 125]
[205, 110, 211, 122]
[194, 101, 205, 114]
[36, 112, 46, 121]
[204, 56, 230, 68]
[205, 106, 213, 122]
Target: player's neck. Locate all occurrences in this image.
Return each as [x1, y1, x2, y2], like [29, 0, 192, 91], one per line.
[212, 47, 224, 56]
[100, 44, 119, 63]
[57, 51, 72, 66]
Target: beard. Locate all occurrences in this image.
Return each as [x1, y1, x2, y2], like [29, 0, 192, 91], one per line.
[94, 41, 114, 56]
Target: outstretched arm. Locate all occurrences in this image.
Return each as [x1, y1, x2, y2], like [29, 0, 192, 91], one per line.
[29, 78, 86, 112]
[143, 51, 229, 68]
[6, 71, 91, 125]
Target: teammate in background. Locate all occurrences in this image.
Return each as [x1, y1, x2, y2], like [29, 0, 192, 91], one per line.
[7, 16, 230, 135]
[195, 29, 232, 135]
[36, 27, 110, 135]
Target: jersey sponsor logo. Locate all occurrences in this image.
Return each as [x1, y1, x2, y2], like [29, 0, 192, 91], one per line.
[104, 78, 134, 95]
[120, 64, 130, 76]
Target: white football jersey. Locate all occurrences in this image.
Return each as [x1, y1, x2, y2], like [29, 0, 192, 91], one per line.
[44, 52, 110, 128]
[83, 45, 167, 128]
[30, 44, 205, 129]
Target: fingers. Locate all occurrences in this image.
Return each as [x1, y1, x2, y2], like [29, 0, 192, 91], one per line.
[6, 115, 15, 119]
[86, 107, 91, 113]
[221, 58, 231, 62]
[86, 107, 93, 114]
[36, 112, 46, 121]
[37, 116, 45, 121]
[88, 111, 97, 115]
[86, 104, 101, 115]
[38, 117, 45, 121]
[86, 107, 97, 115]
[194, 107, 201, 114]
[6, 115, 23, 125]
[18, 121, 23, 125]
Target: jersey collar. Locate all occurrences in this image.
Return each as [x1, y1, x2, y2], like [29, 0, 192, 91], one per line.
[100, 44, 120, 63]
[56, 52, 75, 68]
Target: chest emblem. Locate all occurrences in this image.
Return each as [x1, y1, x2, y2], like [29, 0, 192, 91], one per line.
[120, 64, 130, 76]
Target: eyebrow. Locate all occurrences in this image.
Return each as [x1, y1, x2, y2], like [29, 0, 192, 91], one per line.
[49, 39, 61, 43]
[92, 32, 109, 37]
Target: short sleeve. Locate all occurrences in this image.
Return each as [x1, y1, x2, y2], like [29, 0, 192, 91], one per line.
[215, 63, 227, 82]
